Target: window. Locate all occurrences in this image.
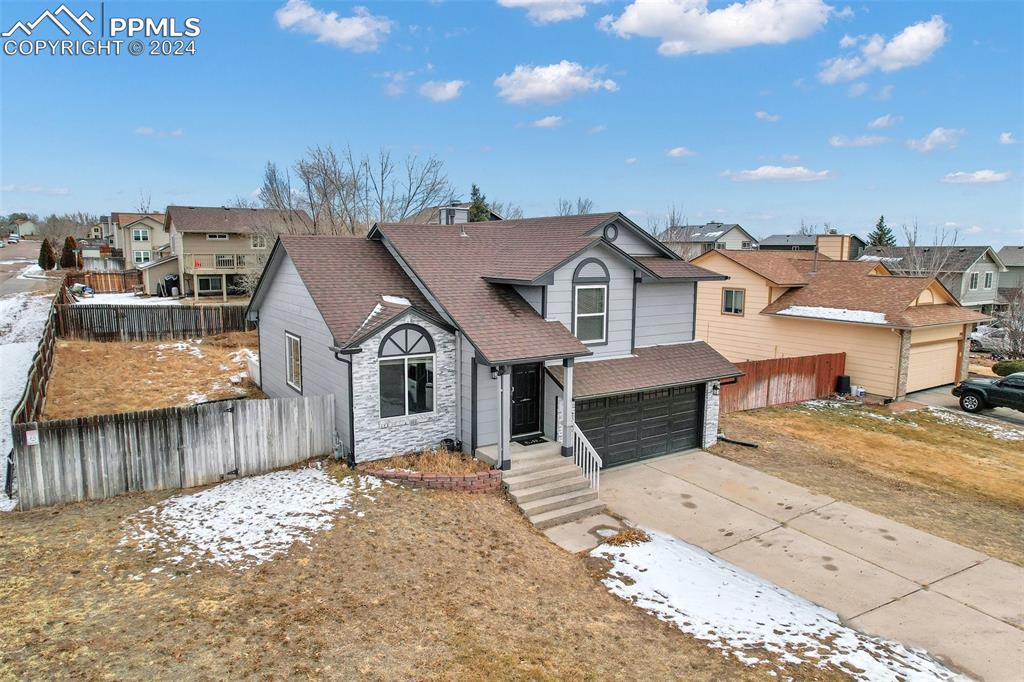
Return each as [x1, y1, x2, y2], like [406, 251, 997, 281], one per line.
[285, 332, 302, 392]
[251, 234, 267, 249]
[133, 250, 152, 264]
[235, 254, 248, 268]
[132, 228, 150, 242]
[983, 271, 993, 289]
[215, 254, 235, 268]
[968, 272, 980, 290]
[206, 233, 228, 240]
[197, 275, 223, 293]
[574, 285, 607, 343]
[378, 325, 435, 418]
[444, 209, 456, 225]
[722, 288, 745, 315]
[741, 241, 753, 249]
[715, 242, 726, 250]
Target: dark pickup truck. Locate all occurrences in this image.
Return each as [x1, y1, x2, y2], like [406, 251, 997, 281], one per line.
[952, 372, 1024, 413]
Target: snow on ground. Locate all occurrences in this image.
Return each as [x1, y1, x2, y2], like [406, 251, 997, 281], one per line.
[926, 406, 1024, 441]
[154, 339, 205, 360]
[594, 531, 960, 681]
[120, 466, 382, 572]
[0, 292, 52, 344]
[799, 399, 910, 425]
[74, 292, 181, 305]
[16, 263, 44, 279]
[777, 306, 888, 325]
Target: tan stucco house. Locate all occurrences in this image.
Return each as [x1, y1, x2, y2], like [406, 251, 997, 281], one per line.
[692, 247, 989, 400]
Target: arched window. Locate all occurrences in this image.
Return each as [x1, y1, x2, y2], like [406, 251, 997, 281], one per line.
[572, 258, 609, 345]
[378, 324, 435, 418]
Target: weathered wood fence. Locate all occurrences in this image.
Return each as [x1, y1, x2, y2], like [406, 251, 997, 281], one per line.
[65, 270, 142, 293]
[12, 395, 335, 510]
[56, 304, 253, 341]
[11, 282, 73, 424]
[720, 353, 846, 414]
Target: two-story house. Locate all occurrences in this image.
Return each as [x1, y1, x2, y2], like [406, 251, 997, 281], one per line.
[996, 246, 1024, 304]
[656, 222, 759, 260]
[110, 212, 168, 267]
[247, 214, 739, 492]
[760, 231, 866, 260]
[861, 245, 1008, 314]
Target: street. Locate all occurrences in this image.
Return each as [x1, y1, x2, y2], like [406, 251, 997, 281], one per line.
[0, 239, 59, 297]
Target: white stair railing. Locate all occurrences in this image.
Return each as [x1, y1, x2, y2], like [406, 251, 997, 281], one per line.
[572, 424, 603, 492]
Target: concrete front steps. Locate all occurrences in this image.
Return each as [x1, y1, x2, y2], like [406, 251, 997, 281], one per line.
[501, 443, 605, 530]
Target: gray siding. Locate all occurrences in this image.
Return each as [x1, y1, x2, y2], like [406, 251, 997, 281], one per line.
[547, 243, 635, 358]
[257, 254, 350, 451]
[513, 285, 544, 315]
[458, 334, 475, 452]
[543, 372, 561, 441]
[634, 281, 695, 347]
[608, 228, 660, 256]
[958, 253, 1002, 307]
[1002, 265, 1024, 289]
[476, 361, 499, 446]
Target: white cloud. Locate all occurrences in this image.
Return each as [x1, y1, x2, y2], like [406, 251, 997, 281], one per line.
[828, 134, 888, 147]
[625, 157, 639, 165]
[875, 84, 895, 101]
[274, 0, 392, 53]
[666, 146, 696, 158]
[134, 127, 184, 138]
[781, 153, 800, 162]
[494, 60, 618, 104]
[868, 113, 901, 129]
[529, 115, 564, 128]
[723, 165, 833, 182]
[599, 0, 832, 56]
[962, 225, 983, 234]
[755, 110, 781, 122]
[1, 184, 70, 195]
[498, 0, 600, 24]
[588, 124, 607, 134]
[839, 34, 858, 48]
[846, 82, 868, 97]
[999, 132, 1017, 145]
[907, 127, 964, 153]
[818, 15, 947, 83]
[418, 80, 465, 102]
[941, 170, 1010, 184]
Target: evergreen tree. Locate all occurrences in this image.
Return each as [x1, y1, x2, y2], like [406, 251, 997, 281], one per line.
[59, 235, 78, 269]
[867, 215, 896, 247]
[38, 238, 57, 271]
[467, 184, 491, 222]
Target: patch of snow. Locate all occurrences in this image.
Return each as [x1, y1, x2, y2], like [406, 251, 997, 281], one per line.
[75, 293, 181, 306]
[594, 530, 960, 681]
[185, 391, 209, 404]
[777, 306, 888, 325]
[229, 348, 257, 364]
[702, 230, 723, 237]
[120, 467, 379, 570]
[0, 258, 34, 265]
[154, 339, 204, 359]
[357, 303, 385, 333]
[926, 406, 1024, 441]
[800, 399, 908, 424]
[16, 263, 45, 280]
[381, 294, 411, 306]
[0, 293, 52, 344]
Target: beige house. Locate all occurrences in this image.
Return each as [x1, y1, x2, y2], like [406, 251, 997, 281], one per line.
[164, 206, 313, 300]
[110, 212, 168, 268]
[691, 248, 989, 399]
[656, 222, 759, 260]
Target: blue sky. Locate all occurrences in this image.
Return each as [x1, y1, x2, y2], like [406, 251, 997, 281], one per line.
[1, 0, 1022, 245]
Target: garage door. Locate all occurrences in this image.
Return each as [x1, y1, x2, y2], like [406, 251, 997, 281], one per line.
[906, 340, 959, 393]
[574, 384, 704, 468]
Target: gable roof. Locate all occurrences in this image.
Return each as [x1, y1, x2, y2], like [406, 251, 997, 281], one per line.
[657, 222, 754, 244]
[860, 245, 1005, 273]
[693, 249, 829, 286]
[405, 203, 503, 223]
[997, 245, 1024, 267]
[165, 206, 313, 235]
[257, 235, 440, 348]
[111, 212, 164, 229]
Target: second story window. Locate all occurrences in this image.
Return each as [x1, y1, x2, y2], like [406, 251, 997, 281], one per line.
[207, 233, 228, 241]
[251, 234, 268, 249]
[132, 228, 150, 241]
[968, 272, 980, 290]
[722, 288, 745, 316]
[572, 257, 610, 345]
[741, 241, 753, 249]
[983, 271, 993, 289]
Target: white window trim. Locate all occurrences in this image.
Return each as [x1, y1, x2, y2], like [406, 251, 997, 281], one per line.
[207, 233, 229, 240]
[722, 288, 745, 315]
[132, 228, 150, 241]
[968, 272, 979, 290]
[197, 275, 224, 292]
[574, 284, 608, 344]
[377, 352, 436, 419]
[251, 234, 268, 249]
[983, 271, 993, 289]
[285, 332, 302, 392]
[133, 250, 152, 264]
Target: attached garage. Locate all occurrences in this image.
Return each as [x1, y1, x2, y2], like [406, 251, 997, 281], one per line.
[906, 334, 961, 393]
[575, 384, 705, 468]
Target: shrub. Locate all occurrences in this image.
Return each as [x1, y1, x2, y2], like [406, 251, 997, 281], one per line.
[992, 360, 1024, 377]
[59, 235, 78, 269]
[37, 238, 56, 271]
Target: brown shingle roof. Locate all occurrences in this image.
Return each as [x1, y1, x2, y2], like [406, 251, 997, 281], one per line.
[111, 212, 164, 228]
[167, 206, 313, 235]
[634, 256, 726, 280]
[276, 235, 437, 347]
[694, 249, 830, 285]
[546, 342, 741, 398]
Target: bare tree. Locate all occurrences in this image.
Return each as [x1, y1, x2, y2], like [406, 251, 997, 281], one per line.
[136, 191, 152, 213]
[877, 221, 959, 276]
[37, 212, 98, 241]
[489, 199, 523, 220]
[797, 219, 816, 236]
[646, 204, 700, 260]
[556, 197, 594, 216]
[997, 287, 1024, 359]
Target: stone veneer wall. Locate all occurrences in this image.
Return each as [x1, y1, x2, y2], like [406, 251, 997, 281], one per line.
[703, 380, 720, 448]
[351, 313, 458, 463]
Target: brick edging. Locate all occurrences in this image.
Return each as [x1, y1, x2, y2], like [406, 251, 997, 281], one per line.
[360, 467, 502, 493]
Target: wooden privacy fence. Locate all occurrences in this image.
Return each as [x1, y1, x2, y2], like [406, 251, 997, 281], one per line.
[65, 270, 142, 293]
[12, 395, 335, 510]
[720, 352, 846, 414]
[56, 304, 253, 341]
[11, 282, 72, 424]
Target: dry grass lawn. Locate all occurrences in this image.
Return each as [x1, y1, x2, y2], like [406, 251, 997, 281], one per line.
[366, 447, 492, 475]
[712, 404, 1024, 565]
[42, 331, 263, 420]
[0, 464, 848, 681]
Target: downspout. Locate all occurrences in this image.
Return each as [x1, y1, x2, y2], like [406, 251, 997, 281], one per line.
[330, 345, 361, 466]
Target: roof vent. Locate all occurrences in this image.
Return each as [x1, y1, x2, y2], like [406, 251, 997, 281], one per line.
[459, 224, 468, 237]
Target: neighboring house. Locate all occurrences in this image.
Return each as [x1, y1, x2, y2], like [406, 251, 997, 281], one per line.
[164, 206, 313, 300]
[76, 238, 125, 272]
[9, 219, 38, 236]
[405, 202, 503, 224]
[691, 249, 988, 400]
[110, 212, 167, 268]
[247, 213, 739, 472]
[760, 231, 866, 260]
[860, 245, 1008, 314]
[996, 246, 1024, 302]
[656, 222, 758, 260]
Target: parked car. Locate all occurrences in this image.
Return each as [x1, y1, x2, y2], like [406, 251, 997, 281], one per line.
[7, 234, 19, 243]
[952, 372, 1024, 413]
[969, 328, 1008, 353]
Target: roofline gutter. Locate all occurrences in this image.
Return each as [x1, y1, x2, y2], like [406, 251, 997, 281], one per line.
[478, 350, 593, 368]
[760, 311, 992, 329]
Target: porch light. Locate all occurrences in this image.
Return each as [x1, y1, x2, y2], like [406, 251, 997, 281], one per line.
[712, 383, 720, 396]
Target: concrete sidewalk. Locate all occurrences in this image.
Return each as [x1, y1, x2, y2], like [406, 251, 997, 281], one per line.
[600, 451, 1024, 682]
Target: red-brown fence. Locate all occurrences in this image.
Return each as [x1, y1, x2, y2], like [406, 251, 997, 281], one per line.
[64, 270, 142, 293]
[720, 353, 846, 414]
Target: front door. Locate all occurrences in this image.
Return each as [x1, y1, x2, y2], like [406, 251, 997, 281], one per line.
[510, 363, 542, 436]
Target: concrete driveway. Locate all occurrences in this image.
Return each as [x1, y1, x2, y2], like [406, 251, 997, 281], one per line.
[601, 451, 1024, 681]
[909, 384, 1024, 428]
